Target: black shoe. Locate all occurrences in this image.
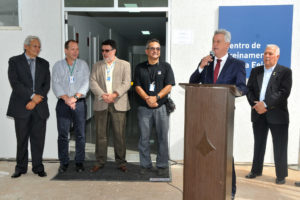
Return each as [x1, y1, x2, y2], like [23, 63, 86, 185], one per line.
[245, 172, 262, 179]
[157, 168, 167, 176]
[139, 167, 152, 175]
[76, 163, 85, 172]
[36, 171, 47, 177]
[295, 181, 300, 187]
[276, 178, 286, 184]
[11, 171, 26, 178]
[58, 164, 69, 173]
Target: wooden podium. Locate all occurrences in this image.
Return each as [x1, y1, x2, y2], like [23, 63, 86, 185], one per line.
[179, 83, 241, 200]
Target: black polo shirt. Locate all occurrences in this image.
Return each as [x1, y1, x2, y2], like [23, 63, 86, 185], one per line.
[134, 61, 175, 108]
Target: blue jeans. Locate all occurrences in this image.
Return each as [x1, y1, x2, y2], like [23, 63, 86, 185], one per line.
[137, 105, 169, 169]
[56, 99, 86, 165]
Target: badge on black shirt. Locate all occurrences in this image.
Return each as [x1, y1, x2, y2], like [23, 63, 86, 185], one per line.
[149, 82, 155, 91]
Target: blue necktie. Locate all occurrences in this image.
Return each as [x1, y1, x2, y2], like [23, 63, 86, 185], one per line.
[29, 59, 35, 92]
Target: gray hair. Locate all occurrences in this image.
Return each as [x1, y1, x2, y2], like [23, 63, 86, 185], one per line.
[214, 29, 231, 43]
[24, 35, 41, 47]
[266, 44, 280, 56]
[146, 38, 160, 49]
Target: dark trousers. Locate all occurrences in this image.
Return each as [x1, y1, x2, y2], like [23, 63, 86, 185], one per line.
[56, 99, 86, 165]
[251, 116, 288, 179]
[94, 104, 127, 167]
[232, 158, 236, 196]
[14, 109, 46, 173]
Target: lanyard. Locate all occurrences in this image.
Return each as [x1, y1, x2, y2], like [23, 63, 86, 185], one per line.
[67, 59, 76, 76]
[147, 62, 159, 83]
[106, 61, 115, 76]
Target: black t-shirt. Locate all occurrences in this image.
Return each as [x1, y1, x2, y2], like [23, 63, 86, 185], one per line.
[134, 61, 175, 108]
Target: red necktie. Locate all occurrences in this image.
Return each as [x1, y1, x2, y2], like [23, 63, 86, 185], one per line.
[214, 59, 222, 83]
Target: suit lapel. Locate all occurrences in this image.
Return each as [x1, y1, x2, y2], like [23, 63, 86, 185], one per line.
[256, 66, 264, 92]
[112, 58, 119, 91]
[217, 56, 233, 82]
[34, 58, 41, 88]
[100, 61, 107, 92]
[266, 64, 280, 92]
[21, 54, 33, 79]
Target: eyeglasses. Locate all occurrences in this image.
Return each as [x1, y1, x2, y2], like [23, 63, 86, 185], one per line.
[102, 49, 114, 53]
[29, 45, 41, 49]
[147, 47, 160, 51]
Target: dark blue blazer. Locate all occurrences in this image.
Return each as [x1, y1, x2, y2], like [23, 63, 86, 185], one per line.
[7, 53, 50, 119]
[189, 54, 247, 95]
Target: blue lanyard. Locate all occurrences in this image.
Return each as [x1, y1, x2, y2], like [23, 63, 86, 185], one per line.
[106, 61, 115, 77]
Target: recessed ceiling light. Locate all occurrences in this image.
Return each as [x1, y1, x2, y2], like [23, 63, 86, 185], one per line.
[141, 31, 151, 35]
[124, 4, 138, 7]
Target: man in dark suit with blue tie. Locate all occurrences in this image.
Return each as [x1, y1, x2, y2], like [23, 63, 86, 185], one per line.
[189, 29, 247, 199]
[7, 36, 50, 178]
[245, 44, 292, 185]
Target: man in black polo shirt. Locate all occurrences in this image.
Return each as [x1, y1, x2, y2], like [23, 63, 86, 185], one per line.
[134, 39, 175, 176]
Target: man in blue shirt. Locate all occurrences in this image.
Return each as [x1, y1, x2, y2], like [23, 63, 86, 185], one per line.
[52, 40, 90, 173]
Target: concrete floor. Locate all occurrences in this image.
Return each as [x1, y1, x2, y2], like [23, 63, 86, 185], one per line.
[1, 161, 300, 200]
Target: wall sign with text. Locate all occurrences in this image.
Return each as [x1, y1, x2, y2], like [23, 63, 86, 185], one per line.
[219, 5, 293, 78]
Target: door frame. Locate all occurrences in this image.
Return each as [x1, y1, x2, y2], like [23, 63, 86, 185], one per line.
[61, 0, 171, 62]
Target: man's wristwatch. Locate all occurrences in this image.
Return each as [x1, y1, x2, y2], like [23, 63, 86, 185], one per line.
[156, 94, 160, 100]
[73, 95, 79, 100]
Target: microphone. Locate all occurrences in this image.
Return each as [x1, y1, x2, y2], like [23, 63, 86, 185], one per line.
[198, 51, 215, 68]
[203, 51, 215, 82]
[208, 50, 215, 65]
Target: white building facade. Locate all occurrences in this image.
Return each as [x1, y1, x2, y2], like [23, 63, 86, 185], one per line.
[0, 0, 300, 166]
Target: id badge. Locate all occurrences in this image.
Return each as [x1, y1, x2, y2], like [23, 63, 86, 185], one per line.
[69, 76, 74, 83]
[149, 82, 155, 92]
[107, 76, 111, 81]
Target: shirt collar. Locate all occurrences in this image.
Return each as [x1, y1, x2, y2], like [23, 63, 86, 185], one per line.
[105, 57, 117, 66]
[25, 53, 36, 61]
[215, 53, 228, 62]
[263, 64, 276, 72]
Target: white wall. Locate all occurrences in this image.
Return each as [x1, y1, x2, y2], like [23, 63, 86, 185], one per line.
[169, 0, 300, 165]
[0, 0, 62, 159]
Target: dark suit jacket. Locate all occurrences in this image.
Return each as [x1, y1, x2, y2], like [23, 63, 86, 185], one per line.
[189, 54, 247, 95]
[7, 53, 50, 119]
[246, 64, 292, 124]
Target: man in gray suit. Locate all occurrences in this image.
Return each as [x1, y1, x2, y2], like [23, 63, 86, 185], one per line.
[90, 39, 131, 173]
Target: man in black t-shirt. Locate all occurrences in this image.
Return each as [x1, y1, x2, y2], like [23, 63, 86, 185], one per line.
[134, 39, 175, 176]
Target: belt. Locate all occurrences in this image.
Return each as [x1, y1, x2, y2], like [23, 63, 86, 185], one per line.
[76, 98, 86, 102]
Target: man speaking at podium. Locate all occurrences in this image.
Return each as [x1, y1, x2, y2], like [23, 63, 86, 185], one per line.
[189, 29, 247, 199]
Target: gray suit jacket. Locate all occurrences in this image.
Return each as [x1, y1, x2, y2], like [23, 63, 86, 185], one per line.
[90, 57, 131, 111]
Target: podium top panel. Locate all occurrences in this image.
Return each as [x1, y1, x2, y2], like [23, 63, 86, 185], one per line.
[179, 83, 242, 97]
